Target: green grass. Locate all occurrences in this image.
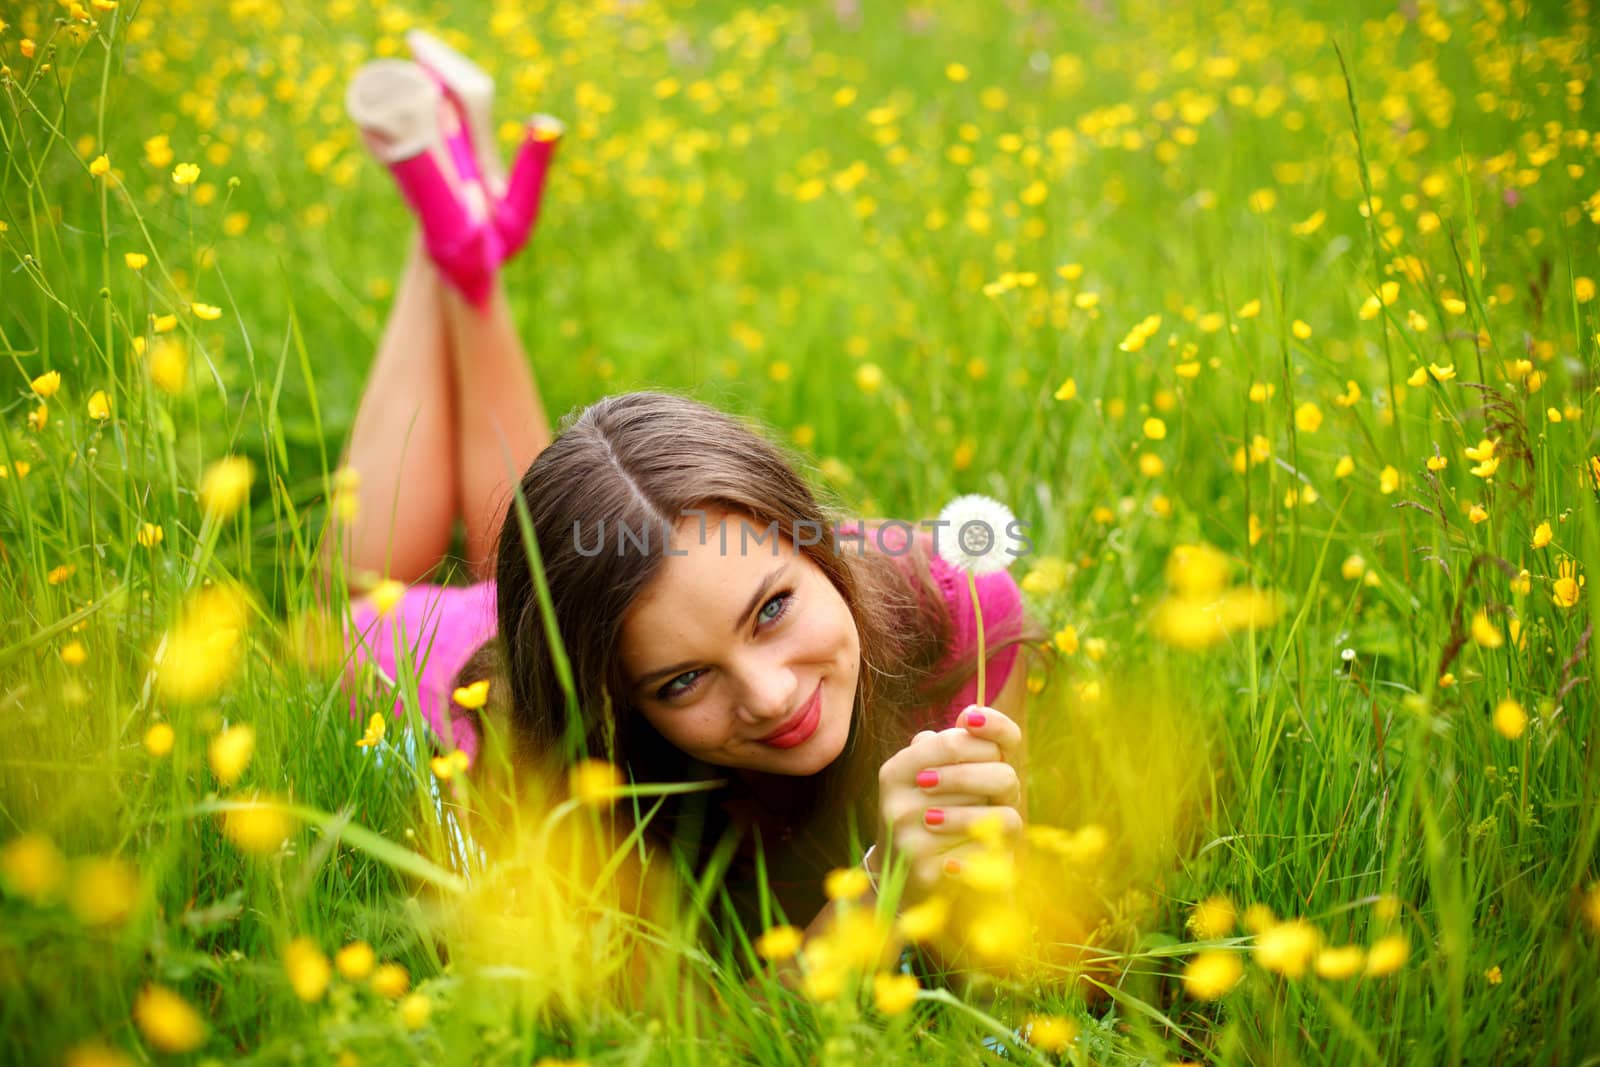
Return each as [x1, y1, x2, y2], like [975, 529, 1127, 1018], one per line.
[2, 0, 1599, 1063]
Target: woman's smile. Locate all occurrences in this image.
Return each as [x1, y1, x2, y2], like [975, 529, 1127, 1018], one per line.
[618, 509, 861, 776]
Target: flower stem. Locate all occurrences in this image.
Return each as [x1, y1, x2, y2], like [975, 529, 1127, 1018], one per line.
[967, 569, 986, 707]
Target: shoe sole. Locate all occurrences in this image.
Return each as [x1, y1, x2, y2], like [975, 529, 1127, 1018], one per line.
[405, 29, 499, 178]
[346, 59, 441, 163]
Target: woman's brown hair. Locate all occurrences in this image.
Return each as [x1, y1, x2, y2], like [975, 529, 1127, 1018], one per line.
[453, 390, 1046, 935]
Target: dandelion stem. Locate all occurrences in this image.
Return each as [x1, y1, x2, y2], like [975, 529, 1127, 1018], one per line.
[968, 568, 986, 707]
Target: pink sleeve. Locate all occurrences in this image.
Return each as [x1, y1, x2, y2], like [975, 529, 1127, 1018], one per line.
[928, 550, 1026, 729]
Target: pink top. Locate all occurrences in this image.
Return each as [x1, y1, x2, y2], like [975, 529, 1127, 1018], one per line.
[342, 520, 1026, 759]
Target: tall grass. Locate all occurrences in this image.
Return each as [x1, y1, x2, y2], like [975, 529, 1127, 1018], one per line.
[2, 0, 1598, 1063]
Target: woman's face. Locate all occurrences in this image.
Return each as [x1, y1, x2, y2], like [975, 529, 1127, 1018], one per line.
[617, 509, 861, 778]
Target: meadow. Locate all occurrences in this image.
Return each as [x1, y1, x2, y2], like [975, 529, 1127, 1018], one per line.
[2, 0, 1599, 1062]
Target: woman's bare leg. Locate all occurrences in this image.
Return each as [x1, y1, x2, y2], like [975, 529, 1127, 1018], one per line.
[331, 232, 460, 587]
[440, 277, 552, 580]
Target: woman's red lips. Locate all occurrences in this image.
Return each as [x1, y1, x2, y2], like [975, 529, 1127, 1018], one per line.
[762, 681, 823, 748]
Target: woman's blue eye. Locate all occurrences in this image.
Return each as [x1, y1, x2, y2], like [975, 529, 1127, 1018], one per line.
[656, 592, 794, 701]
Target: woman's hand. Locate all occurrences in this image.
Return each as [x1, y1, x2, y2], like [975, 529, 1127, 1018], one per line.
[874, 704, 1025, 906]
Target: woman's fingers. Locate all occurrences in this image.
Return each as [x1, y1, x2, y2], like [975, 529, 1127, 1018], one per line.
[911, 803, 1024, 842]
[911, 759, 1021, 807]
[954, 704, 1023, 767]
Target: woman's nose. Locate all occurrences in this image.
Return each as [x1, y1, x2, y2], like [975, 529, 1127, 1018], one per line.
[734, 660, 800, 725]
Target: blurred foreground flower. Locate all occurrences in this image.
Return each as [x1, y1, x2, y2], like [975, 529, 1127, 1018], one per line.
[1365, 934, 1410, 976]
[1188, 895, 1236, 939]
[872, 972, 919, 1015]
[283, 937, 331, 1002]
[219, 794, 294, 854]
[69, 856, 139, 927]
[370, 962, 410, 998]
[133, 984, 206, 1053]
[400, 992, 432, 1029]
[1255, 918, 1320, 978]
[756, 924, 803, 961]
[1153, 543, 1282, 650]
[1, 833, 66, 904]
[1023, 1015, 1077, 1053]
[143, 722, 175, 757]
[208, 723, 255, 785]
[201, 456, 254, 519]
[568, 758, 623, 806]
[336, 941, 376, 980]
[158, 583, 250, 702]
[1183, 950, 1243, 999]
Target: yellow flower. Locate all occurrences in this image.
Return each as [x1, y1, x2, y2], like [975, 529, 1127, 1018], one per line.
[1, 833, 66, 904]
[755, 924, 804, 961]
[1379, 466, 1400, 494]
[1022, 1014, 1078, 1053]
[220, 794, 294, 854]
[1464, 437, 1497, 462]
[1364, 934, 1410, 976]
[355, 713, 386, 748]
[430, 750, 470, 780]
[1314, 945, 1366, 979]
[69, 857, 139, 926]
[1341, 554, 1367, 581]
[1485, 965, 1503, 985]
[945, 62, 969, 82]
[568, 758, 623, 805]
[201, 456, 254, 518]
[28, 402, 48, 431]
[190, 302, 222, 320]
[1294, 402, 1323, 433]
[1334, 380, 1362, 407]
[1576, 277, 1596, 304]
[872, 972, 920, 1015]
[283, 937, 331, 1002]
[133, 985, 207, 1053]
[148, 339, 188, 395]
[1468, 504, 1488, 525]
[124, 252, 148, 270]
[1439, 672, 1456, 688]
[1052, 625, 1079, 654]
[1237, 298, 1261, 319]
[47, 564, 75, 585]
[367, 578, 405, 616]
[824, 866, 872, 901]
[158, 584, 249, 702]
[1407, 365, 1429, 388]
[151, 313, 177, 333]
[30, 370, 60, 398]
[1165, 542, 1231, 598]
[370, 961, 410, 998]
[1553, 560, 1585, 608]
[801, 961, 845, 1003]
[1532, 521, 1552, 549]
[143, 722, 175, 757]
[1471, 610, 1503, 648]
[1183, 950, 1243, 999]
[1053, 377, 1077, 401]
[1470, 456, 1500, 479]
[1255, 919, 1320, 978]
[452, 679, 490, 709]
[1021, 556, 1069, 595]
[209, 724, 255, 786]
[1426, 455, 1448, 472]
[1428, 362, 1455, 382]
[1334, 455, 1355, 479]
[1511, 569, 1532, 596]
[400, 992, 432, 1030]
[172, 162, 201, 186]
[1291, 319, 1313, 340]
[87, 390, 111, 420]
[137, 522, 164, 547]
[1493, 698, 1527, 740]
[336, 941, 376, 980]
[89, 154, 110, 177]
[1188, 894, 1237, 939]
[1582, 884, 1600, 932]
[896, 894, 950, 943]
[60, 640, 86, 665]
[63, 1043, 133, 1067]
[1143, 416, 1167, 440]
[1290, 209, 1325, 236]
[854, 363, 884, 393]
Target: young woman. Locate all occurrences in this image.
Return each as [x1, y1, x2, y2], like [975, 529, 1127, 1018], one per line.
[337, 34, 1048, 978]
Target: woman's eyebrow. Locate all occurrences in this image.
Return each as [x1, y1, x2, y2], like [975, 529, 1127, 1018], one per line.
[631, 563, 790, 691]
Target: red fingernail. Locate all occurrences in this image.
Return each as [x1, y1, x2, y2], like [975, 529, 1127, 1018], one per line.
[943, 857, 963, 875]
[916, 769, 939, 788]
[924, 808, 945, 827]
[966, 711, 986, 728]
